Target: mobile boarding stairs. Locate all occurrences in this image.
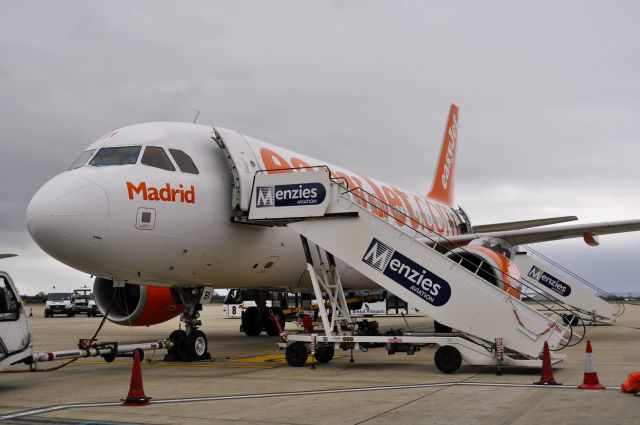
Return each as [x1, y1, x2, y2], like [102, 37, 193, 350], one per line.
[513, 246, 624, 326]
[240, 169, 579, 373]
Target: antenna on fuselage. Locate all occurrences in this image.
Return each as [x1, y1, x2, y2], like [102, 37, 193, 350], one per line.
[193, 110, 201, 124]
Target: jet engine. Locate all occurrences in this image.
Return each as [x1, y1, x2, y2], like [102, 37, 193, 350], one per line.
[93, 277, 184, 326]
[447, 244, 522, 298]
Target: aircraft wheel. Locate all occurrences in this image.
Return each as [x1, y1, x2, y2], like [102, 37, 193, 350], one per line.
[285, 342, 308, 367]
[185, 330, 208, 359]
[241, 307, 262, 336]
[168, 329, 187, 357]
[264, 307, 285, 336]
[434, 345, 462, 374]
[314, 345, 334, 363]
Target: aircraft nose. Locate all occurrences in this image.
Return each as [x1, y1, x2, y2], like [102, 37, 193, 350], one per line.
[26, 173, 108, 267]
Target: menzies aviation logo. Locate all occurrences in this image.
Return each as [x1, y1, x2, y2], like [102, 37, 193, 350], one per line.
[528, 266, 572, 297]
[362, 238, 451, 307]
[256, 183, 326, 208]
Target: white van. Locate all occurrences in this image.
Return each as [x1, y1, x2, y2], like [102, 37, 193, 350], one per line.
[0, 265, 32, 371]
[44, 287, 74, 317]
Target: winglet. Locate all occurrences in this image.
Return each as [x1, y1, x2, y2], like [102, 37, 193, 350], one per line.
[427, 104, 459, 206]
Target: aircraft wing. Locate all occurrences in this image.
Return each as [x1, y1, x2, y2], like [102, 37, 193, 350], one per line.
[472, 216, 578, 233]
[423, 219, 640, 247]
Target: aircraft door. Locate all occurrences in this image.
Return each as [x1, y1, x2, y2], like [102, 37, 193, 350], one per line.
[212, 127, 261, 212]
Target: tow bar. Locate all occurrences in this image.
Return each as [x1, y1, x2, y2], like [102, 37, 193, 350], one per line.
[28, 339, 173, 371]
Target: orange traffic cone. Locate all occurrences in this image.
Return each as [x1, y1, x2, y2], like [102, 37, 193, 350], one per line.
[534, 341, 561, 385]
[578, 340, 605, 389]
[121, 350, 151, 406]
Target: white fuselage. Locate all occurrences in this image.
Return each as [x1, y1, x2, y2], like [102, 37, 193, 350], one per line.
[26, 122, 465, 291]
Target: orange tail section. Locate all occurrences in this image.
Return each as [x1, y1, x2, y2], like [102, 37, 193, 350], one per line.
[427, 104, 459, 207]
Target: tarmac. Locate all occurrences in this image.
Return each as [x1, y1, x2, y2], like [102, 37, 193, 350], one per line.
[1, 304, 639, 424]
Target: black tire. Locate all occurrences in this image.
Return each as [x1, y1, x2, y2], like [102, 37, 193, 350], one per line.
[103, 350, 117, 363]
[241, 307, 262, 336]
[185, 330, 208, 359]
[434, 345, 462, 374]
[264, 307, 285, 336]
[285, 342, 308, 367]
[314, 345, 334, 363]
[434, 321, 452, 333]
[44, 310, 50, 318]
[168, 329, 187, 357]
[134, 348, 145, 362]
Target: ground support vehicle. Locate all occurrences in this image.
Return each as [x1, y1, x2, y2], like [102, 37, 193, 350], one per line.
[0, 264, 32, 371]
[44, 287, 74, 317]
[243, 170, 577, 373]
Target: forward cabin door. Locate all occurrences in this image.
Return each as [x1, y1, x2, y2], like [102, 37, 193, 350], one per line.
[212, 127, 261, 213]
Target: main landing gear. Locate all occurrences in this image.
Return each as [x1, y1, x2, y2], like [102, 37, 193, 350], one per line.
[241, 306, 285, 336]
[165, 287, 212, 362]
[239, 290, 286, 336]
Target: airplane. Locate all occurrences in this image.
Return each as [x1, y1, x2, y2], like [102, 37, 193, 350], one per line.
[25, 104, 640, 361]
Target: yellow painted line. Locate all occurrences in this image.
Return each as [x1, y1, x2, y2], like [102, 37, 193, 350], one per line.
[231, 354, 293, 363]
[214, 346, 279, 357]
[232, 354, 343, 364]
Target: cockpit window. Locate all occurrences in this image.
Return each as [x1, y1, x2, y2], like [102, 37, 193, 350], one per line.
[169, 149, 199, 174]
[68, 149, 97, 170]
[141, 146, 176, 171]
[90, 146, 141, 166]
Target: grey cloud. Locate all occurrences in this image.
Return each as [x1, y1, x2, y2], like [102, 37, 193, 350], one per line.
[1, 1, 639, 294]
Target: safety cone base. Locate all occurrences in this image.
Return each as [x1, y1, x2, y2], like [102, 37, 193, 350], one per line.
[578, 382, 605, 390]
[534, 380, 562, 385]
[121, 396, 152, 406]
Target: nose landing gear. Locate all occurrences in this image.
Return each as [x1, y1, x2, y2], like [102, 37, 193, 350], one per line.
[165, 287, 211, 362]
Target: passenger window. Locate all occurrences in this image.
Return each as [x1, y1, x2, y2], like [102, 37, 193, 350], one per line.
[141, 146, 175, 171]
[68, 149, 97, 170]
[169, 149, 199, 174]
[90, 146, 142, 166]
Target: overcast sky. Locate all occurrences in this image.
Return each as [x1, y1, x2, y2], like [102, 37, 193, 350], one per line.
[1, 1, 639, 295]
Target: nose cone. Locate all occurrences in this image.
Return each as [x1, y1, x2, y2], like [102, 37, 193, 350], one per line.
[26, 173, 108, 268]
